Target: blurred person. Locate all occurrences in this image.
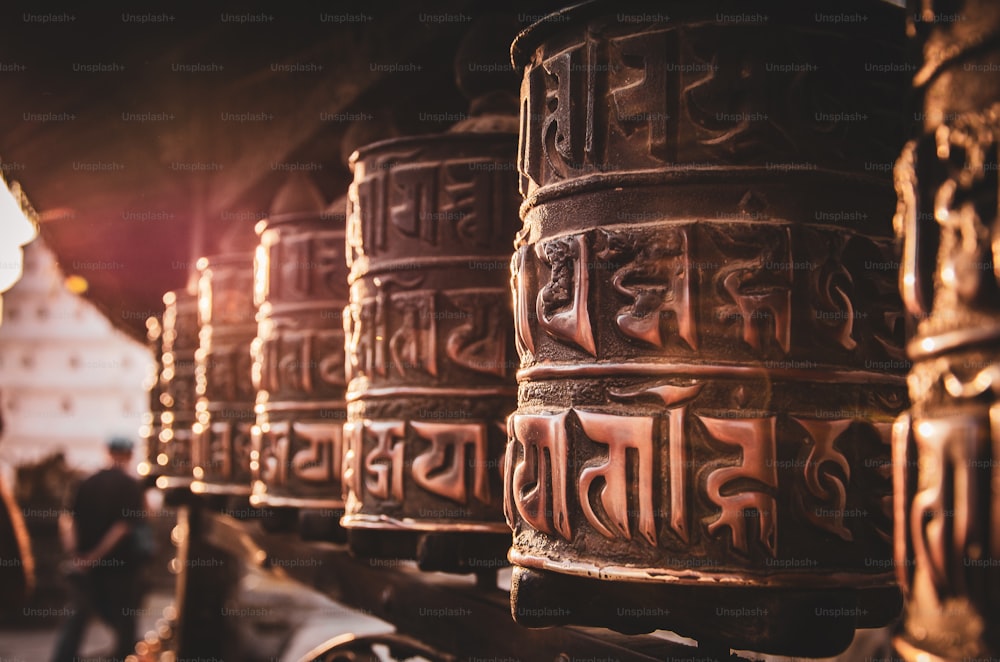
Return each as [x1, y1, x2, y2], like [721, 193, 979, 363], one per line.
[52, 437, 148, 662]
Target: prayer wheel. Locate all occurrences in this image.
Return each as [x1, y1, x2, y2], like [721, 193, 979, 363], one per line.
[505, 2, 909, 655]
[156, 290, 198, 490]
[892, 0, 1000, 659]
[341, 131, 521, 571]
[339, 16, 524, 572]
[191, 252, 257, 496]
[250, 174, 349, 522]
[139, 315, 165, 486]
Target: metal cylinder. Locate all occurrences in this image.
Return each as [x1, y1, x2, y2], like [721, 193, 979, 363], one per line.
[342, 132, 520, 571]
[139, 315, 165, 485]
[505, 2, 909, 655]
[191, 253, 257, 496]
[157, 290, 198, 489]
[250, 176, 349, 512]
[892, 1, 1000, 659]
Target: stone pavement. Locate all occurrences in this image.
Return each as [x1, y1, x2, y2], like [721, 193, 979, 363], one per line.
[0, 574, 393, 662]
[0, 588, 174, 662]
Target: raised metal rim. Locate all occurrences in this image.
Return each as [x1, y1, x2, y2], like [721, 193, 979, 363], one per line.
[520, 166, 893, 218]
[190, 480, 252, 496]
[348, 131, 515, 170]
[341, 513, 511, 533]
[907, 324, 1000, 361]
[345, 385, 516, 402]
[510, 0, 904, 70]
[509, 549, 896, 588]
[252, 493, 345, 509]
[518, 361, 907, 384]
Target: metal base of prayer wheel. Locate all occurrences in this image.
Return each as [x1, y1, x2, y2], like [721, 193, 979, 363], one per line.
[511, 566, 901, 656]
[346, 529, 510, 575]
[297, 508, 347, 542]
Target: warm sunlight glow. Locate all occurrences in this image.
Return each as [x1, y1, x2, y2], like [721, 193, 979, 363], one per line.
[64, 273, 88, 294]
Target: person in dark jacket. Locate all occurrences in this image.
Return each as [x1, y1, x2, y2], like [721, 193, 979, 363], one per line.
[51, 437, 147, 662]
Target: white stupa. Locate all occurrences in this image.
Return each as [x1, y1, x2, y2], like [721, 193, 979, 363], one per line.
[0, 237, 153, 479]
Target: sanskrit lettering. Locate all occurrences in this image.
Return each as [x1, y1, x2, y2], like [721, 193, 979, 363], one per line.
[511, 244, 536, 359]
[259, 421, 290, 486]
[411, 422, 491, 504]
[698, 415, 779, 556]
[609, 383, 703, 543]
[793, 417, 852, 541]
[353, 158, 511, 257]
[599, 226, 696, 350]
[363, 421, 407, 501]
[536, 234, 596, 355]
[291, 422, 343, 484]
[576, 410, 658, 544]
[506, 411, 572, 540]
[608, 29, 673, 162]
[713, 225, 792, 354]
[389, 290, 438, 378]
[445, 289, 510, 378]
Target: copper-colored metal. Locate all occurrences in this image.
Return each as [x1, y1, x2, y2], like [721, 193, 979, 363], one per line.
[191, 253, 257, 495]
[892, 1, 1000, 659]
[157, 290, 198, 489]
[140, 315, 165, 484]
[506, 2, 909, 655]
[342, 131, 520, 569]
[250, 175, 349, 511]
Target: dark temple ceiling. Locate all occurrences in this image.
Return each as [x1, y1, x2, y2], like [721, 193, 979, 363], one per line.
[0, 1, 559, 341]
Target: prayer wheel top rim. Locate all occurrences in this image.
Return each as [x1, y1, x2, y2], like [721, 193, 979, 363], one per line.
[196, 252, 254, 271]
[261, 174, 345, 229]
[510, 0, 906, 70]
[256, 207, 346, 233]
[348, 131, 517, 172]
[163, 289, 197, 307]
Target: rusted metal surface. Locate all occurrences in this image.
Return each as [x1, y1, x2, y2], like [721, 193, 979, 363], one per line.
[505, 2, 909, 655]
[191, 253, 257, 496]
[157, 290, 198, 489]
[341, 131, 521, 570]
[250, 176, 350, 513]
[892, 1, 1000, 659]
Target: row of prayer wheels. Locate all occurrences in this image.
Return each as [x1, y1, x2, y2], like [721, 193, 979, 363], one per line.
[137, 1, 1000, 657]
